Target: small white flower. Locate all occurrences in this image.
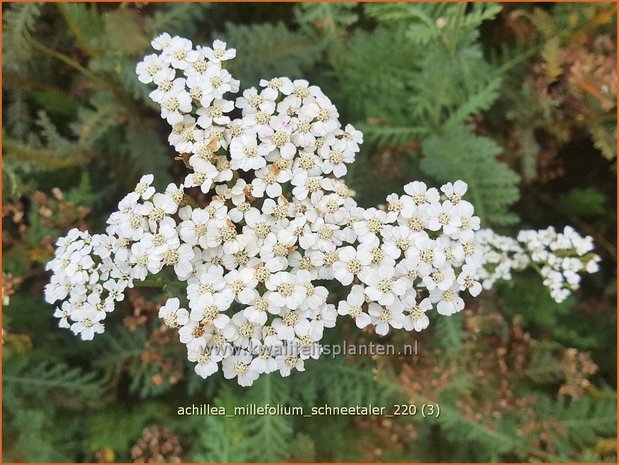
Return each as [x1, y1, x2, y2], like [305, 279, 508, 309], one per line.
[260, 229, 297, 271]
[401, 295, 431, 332]
[188, 347, 220, 379]
[53, 301, 73, 329]
[272, 310, 311, 341]
[337, 285, 371, 329]
[430, 284, 465, 316]
[230, 133, 268, 171]
[457, 264, 483, 297]
[136, 54, 167, 84]
[223, 353, 259, 387]
[151, 32, 173, 51]
[204, 39, 236, 63]
[70, 308, 105, 340]
[368, 302, 404, 336]
[133, 174, 156, 200]
[332, 246, 372, 285]
[160, 84, 192, 125]
[360, 265, 407, 306]
[441, 180, 468, 203]
[179, 207, 211, 248]
[259, 116, 296, 159]
[236, 87, 277, 115]
[162, 36, 199, 70]
[196, 99, 234, 129]
[225, 267, 258, 304]
[158, 298, 190, 328]
[320, 141, 353, 178]
[265, 271, 305, 310]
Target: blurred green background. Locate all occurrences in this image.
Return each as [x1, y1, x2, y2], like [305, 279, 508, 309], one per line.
[2, 2, 617, 462]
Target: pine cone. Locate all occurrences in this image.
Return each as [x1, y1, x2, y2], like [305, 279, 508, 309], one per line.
[130, 426, 182, 463]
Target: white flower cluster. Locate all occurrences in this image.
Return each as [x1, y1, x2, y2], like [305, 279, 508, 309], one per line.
[477, 226, 600, 302]
[44, 34, 600, 386]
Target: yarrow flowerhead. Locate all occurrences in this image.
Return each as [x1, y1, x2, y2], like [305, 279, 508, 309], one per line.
[44, 33, 600, 386]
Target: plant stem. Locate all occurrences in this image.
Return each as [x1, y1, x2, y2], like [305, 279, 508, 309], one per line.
[448, 3, 467, 56]
[3, 138, 89, 168]
[27, 38, 103, 84]
[57, 3, 99, 58]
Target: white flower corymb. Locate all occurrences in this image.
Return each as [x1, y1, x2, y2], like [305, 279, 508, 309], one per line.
[44, 33, 600, 387]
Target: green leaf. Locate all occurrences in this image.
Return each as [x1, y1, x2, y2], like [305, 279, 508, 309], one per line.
[339, 26, 418, 123]
[556, 187, 606, 219]
[89, 403, 168, 452]
[245, 376, 293, 461]
[434, 313, 465, 361]
[525, 346, 565, 383]
[224, 22, 323, 87]
[589, 121, 617, 161]
[420, 125, 520, 226]
[445, 76, 503, 128]
[146, 3, 210, 37]
[2, 2, 42, 61]
[57, 3, 104, 55]
[103, 9, 149, 56]
[3, 356, 106, 408]
[191, 386, 250, 462]
[70, 96, 121, 148]
[538, 393, 617, 447]
[295, 3, 359, 31]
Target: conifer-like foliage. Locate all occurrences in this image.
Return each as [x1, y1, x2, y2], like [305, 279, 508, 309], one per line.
[2, 2, 616, 462]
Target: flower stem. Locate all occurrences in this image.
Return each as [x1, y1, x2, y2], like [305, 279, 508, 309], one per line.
[28, 37, 104, 84]
[448, 3, 467, 56]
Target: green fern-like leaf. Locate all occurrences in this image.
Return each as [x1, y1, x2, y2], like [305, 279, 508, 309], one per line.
[5, 90, 31, 139]
[224, 22, 323, 87]
[557, 187, 607, 218]
[89, 402, 168, 453]
[146, 3, 210, 37]
[66, 171, 97, 206]
[366, 3, 501, 46]
[366, 2, 446, 23]
[36, 110, 72, 153]
[589, 121, 617, 160]
[4, 407, 70, 462]
[102, 9, 149, 56]
[317, 357, 400, 406]
[124, 118, 172, 189]
[420, 125, 520, 226]
[3, 357, 106, 408]
[432, 395, 526, 461]
[245, 376, 294, 461]
[71, 98, 121, 149]
[56, 3, 104, 56]
[460, 3, 503, 30]
[434, 313, 465, 361]
[339, 27, 418, 123]
[295, 2, 359, 31]
[191, 386, 250, 462]
[93, 327, 180, 399]
[117, 57, 158, 106]
[525, 347, 565, 384]
[358, 123, 429, 148]
[536, 393, 617, 447]
[445, 76, 503, 128]
[529, 7, 559, 39]
[2, 2, 42, 61]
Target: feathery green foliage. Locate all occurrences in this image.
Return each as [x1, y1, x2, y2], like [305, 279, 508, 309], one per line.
[421, 125, 520, 225]
[224, 22, 324, 87]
